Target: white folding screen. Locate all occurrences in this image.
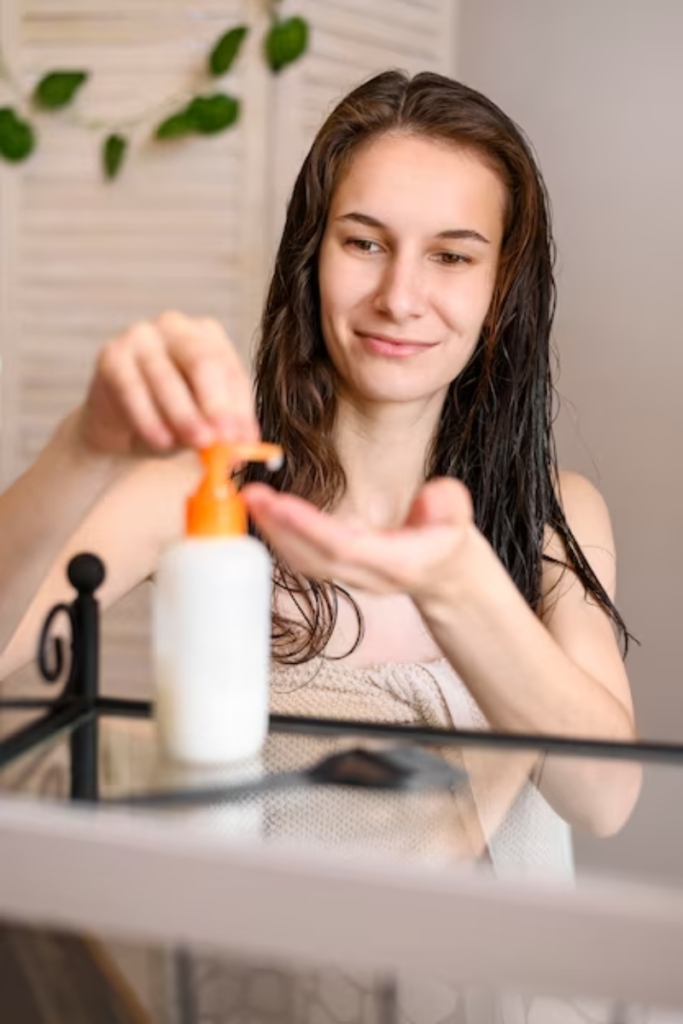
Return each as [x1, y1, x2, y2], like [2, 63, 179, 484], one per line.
[0, 0, 271, 481]
[270, 0, 459, 246]
[0, 0, 459, 695]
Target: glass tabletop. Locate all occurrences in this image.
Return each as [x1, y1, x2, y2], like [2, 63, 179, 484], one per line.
[0, 700, 676, 891]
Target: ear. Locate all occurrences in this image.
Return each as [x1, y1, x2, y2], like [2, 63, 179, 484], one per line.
[405, 478, 473, 529]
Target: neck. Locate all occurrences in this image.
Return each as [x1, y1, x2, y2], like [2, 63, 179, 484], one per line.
[332, 389, 446, 530]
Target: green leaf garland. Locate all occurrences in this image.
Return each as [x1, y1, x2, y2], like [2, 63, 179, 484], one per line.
[187, 94, 240, 134]
[103, 134, 127, 180]
[0, 14, 309, 179]
[155, 111, 194, 140]
[34, 71, 89, 110]
[265, 16, 309, 73]
[0, 107, 36, 162]
[209, 26, 249, 76]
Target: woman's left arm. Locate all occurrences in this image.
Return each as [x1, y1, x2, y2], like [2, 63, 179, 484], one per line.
[414, 470, 640, 836]
[244, 473, 642, 835]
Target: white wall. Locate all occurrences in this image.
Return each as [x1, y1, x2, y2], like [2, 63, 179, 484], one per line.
[458, 0, 683, 744]
[457, 0, 683, 879]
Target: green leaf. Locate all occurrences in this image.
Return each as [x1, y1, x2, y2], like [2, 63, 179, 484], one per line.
[187, 94, 240, 134]
[156, 94, 240, 142]
[103, 134, 127, 180]
[155, 111, 194, 140]
[264, 16, 309, 73]
[0, 107, 36, 162]
[209, 25, 249, 76]
[34, 71, 89, 110]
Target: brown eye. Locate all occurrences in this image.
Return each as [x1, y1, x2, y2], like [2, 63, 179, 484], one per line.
[437, 252, 471, 266]
[347, 238, 381, 253]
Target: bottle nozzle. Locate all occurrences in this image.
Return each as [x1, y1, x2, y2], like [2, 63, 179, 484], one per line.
[186, 442, 284, 537]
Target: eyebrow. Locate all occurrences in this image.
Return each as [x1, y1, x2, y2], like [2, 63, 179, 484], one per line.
[336, 211, 491, 245]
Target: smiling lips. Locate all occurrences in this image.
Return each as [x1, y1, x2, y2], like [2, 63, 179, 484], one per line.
[356, 331, 437, 358]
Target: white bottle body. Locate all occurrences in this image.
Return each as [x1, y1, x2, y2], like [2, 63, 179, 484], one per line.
[153, 535, 272, 764]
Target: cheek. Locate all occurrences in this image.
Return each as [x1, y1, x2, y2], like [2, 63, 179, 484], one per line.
[319, 237, 380, 318]
[442, 270, 496, 338]
[318, 250, 351, 359]
[318, 249, 344, 325]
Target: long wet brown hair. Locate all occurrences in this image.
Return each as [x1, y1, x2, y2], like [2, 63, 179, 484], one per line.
[242, 69, 630, 663]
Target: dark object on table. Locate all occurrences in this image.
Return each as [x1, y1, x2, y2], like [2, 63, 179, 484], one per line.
[308, 746, 463, 789]
[107, 745, 467, 809]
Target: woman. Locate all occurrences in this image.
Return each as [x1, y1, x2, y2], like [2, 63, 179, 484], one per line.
[0, 70, 638, 829]
[0, 67, 642, 1023]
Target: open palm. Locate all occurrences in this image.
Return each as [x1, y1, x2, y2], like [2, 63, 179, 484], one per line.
[243, 477, 475, 602]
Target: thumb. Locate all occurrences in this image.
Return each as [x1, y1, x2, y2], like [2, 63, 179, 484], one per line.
[405, 478, 474, 528]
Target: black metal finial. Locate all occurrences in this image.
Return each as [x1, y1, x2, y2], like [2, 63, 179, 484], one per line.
[67, 553, 105, 594]
[37, 552, 106, 700]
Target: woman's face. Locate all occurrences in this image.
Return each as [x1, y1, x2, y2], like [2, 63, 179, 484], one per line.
[318, 133, 505, 406]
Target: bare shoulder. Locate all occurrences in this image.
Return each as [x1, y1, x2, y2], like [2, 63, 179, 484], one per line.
[543, 470, 617, 601]
[556, 470, 612, 531]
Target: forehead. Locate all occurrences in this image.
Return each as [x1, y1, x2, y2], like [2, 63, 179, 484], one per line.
[331, 133, 506, 244]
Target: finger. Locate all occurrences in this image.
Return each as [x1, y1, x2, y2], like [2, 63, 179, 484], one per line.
[158, 313, 258, 442]
[244, 486, 425, 592]
[405, 478, 473, 528]
[192, 358, 260, 444]
[244, 486, 365, 559]
[244, 485, 420, 573]
[244, 486, 375, 583]
[252, 514, 392, 592]
[249, 485, 469, 598]
[136, 328, 217, 449]
[193, 318, 257, 423]
[98, 345, 175, 451]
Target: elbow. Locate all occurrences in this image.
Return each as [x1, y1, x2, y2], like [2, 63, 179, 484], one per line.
[582, 714, 643, 837]
[578, 758, 643, 838]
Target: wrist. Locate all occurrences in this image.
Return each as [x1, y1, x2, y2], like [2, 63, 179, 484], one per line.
[413, 525, 512, 626]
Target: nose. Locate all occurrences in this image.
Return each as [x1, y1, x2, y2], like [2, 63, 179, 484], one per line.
[373, 251, 427, 322]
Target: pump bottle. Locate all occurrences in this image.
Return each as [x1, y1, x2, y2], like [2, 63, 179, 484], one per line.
[153, 442, 283, 764]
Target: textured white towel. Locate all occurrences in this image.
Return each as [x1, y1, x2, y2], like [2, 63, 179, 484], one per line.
[270, 657, 575, 878]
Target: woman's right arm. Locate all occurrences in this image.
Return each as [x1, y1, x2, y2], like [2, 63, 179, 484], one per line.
[0, 311, 257, 679]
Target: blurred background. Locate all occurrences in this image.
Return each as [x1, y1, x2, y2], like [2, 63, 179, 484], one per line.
[0, 0, 459, 696]
[0, 0, 681, 779]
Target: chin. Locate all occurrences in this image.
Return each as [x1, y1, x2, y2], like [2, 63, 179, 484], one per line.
[348, 374, 445, 406]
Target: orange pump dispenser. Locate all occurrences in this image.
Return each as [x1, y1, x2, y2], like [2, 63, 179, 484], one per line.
[154, 439, 284, 765]
[186, 442, 284, 538]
